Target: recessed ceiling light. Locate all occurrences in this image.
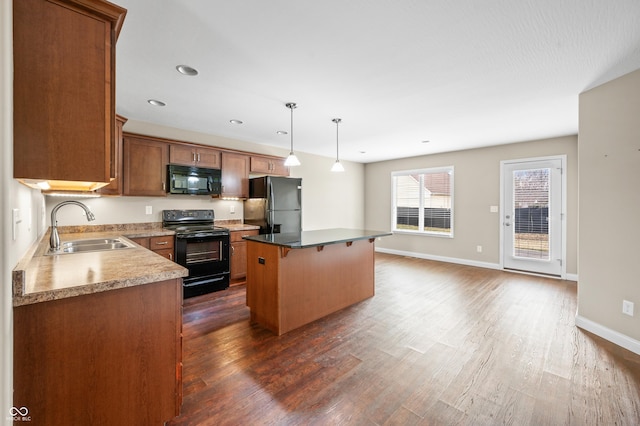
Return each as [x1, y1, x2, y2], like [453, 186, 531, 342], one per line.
[421, 140, 430, 143]
[176, 65, 198, 76]
[276, 130, 288, 135]
[359, 151, 366, 154]
[147, 99, 166, 107]
[229, 119, 243, 125]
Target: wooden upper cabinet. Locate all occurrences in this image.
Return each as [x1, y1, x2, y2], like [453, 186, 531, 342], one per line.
[97, 115, 128, 196]
[250, 155, 289, 176]
[12, 0, 127, 190]
[221, 152, 250, 198]
[170, 144, 221, 169]
[123, 135, 169, 197]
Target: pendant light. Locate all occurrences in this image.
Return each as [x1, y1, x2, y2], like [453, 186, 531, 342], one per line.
[331, 118, 345, 172]
[284, 102, 301, 167]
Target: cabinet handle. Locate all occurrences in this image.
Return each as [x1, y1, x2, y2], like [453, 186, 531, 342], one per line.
[162, 182, 166, 191]
[192, 152, 196, 162]
[197, 153, 201, 162]
[169, 253, 173, 260]
[155, 241, 169, 245]
[231, 246, 235, 255]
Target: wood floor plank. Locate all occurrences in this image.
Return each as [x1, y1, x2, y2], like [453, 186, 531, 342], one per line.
[168, 253, 640, 425]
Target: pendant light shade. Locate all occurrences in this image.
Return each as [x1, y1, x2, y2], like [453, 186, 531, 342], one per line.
[284, 102, 301, 167]
[331, 118, 345, 172]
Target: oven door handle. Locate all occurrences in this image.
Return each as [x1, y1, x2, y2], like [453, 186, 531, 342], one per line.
[183, 275, 226, 288]
[179, 233, 228, 239]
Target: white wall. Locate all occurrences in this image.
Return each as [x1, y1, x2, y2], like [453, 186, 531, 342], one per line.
[364, 136, 579, 276]
[45, 119, 365, 230]
[2, 1, 48, 422]
[577, 68, 640, 351]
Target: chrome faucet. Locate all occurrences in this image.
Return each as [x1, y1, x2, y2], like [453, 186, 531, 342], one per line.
[49, 201, 96, 251]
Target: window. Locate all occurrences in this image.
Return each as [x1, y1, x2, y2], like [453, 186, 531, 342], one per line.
[392, 166, 453, 236]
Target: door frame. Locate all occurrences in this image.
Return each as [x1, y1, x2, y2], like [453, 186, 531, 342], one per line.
[499, 155, 567, 279]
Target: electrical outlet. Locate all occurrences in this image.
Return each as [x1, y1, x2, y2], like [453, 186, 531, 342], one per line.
[145, 206, 153, 215]
[476, 245, 482, 253]
[230, 205, 235, 214]
[490, 205, 499, 213]
[622, 300, 634, 316]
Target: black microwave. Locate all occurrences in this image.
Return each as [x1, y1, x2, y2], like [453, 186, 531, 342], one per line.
[167, 164, 221, 195]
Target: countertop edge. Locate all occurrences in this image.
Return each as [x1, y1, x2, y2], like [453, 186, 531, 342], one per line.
[243, 228, 392, 249]
[13, 228, 188, 307]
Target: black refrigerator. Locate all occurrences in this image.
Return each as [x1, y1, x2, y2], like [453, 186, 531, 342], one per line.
[244, 176, 302, 234]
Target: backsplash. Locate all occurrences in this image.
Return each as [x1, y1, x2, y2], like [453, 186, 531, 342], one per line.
[55, 219, 243, 235]
[44, 195, 244, 227]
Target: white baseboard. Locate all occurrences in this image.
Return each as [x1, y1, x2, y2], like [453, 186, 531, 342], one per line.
[375, 247, 501, 271]
[575, 315, 640, 355]
[375, 247, 579, 282]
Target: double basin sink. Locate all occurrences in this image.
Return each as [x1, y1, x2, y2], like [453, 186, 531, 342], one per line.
[47, 238, 136, 255]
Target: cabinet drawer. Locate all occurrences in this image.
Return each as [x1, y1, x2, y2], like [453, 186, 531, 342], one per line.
[150, 235, 174, 249]
[230, 229, 259, 242]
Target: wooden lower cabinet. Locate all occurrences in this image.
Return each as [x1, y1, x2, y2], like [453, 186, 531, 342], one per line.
[230, 229, 259, 282]
[246, 239, 375, 335]
[13, 279, 183, 426]
[129, 235, 175, 261]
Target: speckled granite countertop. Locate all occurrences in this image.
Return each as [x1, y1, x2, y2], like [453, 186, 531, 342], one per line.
[13, 223, 188, 307]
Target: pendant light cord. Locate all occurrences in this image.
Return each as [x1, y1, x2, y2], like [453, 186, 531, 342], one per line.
[290, 106, 294, 154]
[286, 102, 297, 154]
[335, 119, 339, 160]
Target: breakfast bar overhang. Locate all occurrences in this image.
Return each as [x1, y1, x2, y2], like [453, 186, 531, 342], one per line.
[244, 228, 391, 335]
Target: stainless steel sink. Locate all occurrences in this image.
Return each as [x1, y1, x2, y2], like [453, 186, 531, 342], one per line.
[46, 237, 136, 255]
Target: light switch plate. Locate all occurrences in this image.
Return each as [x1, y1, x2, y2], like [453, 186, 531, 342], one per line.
[12, 208, 21, 241]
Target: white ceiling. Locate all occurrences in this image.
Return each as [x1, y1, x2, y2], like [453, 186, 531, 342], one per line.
[115, 0, 640, 163]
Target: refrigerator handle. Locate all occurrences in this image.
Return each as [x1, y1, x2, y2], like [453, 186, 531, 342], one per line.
[269, 179, 275, 210]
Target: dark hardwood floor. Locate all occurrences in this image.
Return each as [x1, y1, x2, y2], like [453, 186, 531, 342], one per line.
[168, 253, 640, 425]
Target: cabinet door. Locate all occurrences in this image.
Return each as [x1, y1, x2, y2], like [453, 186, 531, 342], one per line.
[250, 155, 289, 176]
[269, 158, 290, 176]
[250, 156, 272, 174]
[196, 147, 221, 169]
[169, 144, 197, 166]
[154, 248, 175, 261]
[123, 136, 169, 196]
[97, 115, 128, 196]
[128, 237, 150, 249]
[170, 144, 221, 169]
[221, 152, 249, 198]
[13, 0, 125, 186]
[230, 241, 247, 280]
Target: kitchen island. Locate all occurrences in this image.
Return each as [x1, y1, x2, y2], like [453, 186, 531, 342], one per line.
[244, 228, 391, 335]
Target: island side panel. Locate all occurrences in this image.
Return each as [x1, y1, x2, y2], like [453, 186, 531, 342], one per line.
[279, 239, 375, 335]
[246, 241, 281, 334]
[13, 279, 182, 426]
